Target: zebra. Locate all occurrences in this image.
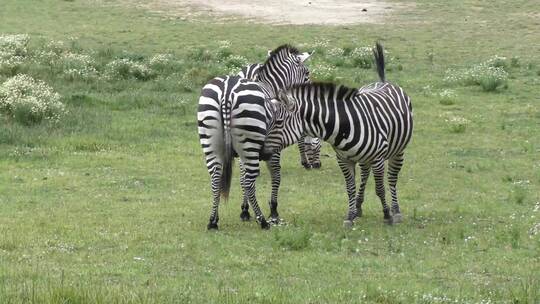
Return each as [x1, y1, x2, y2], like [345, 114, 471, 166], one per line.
[238, 63, 322, 170]
[267, 42, 413, 226]
[197, 45, 312, 230]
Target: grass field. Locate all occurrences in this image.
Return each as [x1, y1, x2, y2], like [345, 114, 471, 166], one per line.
[1, 0, 539, 303]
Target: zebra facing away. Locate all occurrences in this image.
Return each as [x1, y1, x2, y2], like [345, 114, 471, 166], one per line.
[198, 45, 311, 230]
[269, 43, 413, 226]
[238, 63, 322, 170]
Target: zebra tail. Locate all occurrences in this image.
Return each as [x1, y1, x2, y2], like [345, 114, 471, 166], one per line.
[373, 42, 386, 83]
[220, 100, 233, 202]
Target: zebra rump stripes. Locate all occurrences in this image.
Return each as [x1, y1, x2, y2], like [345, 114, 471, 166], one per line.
[198, 45, 311, 230]
[276, 42, 414, 226]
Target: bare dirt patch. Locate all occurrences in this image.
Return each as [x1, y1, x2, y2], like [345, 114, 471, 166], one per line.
[126, 0, 408, 25]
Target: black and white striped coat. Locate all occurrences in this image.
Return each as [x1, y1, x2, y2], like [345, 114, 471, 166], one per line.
[238, 63, 322, 169]
[197, 45, 311, 230]
[271, 43, 413, 226]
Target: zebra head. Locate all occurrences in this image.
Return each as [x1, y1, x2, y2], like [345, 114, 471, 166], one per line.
[257, 45, 313, 98]
[263, 96, 304, 155]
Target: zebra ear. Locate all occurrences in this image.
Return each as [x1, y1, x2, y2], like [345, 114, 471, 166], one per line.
[267, 50, 272, 57]
[297, 51, 312, 62]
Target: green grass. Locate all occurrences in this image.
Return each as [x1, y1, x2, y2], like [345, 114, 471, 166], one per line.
[1, 0, 539, 303]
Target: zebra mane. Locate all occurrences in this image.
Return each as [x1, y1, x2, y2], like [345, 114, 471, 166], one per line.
[264, 44, 300, 65]
[288, 82, 357, 96]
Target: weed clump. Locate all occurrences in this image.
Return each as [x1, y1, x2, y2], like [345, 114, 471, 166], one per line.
[0, 34, 30, 75]
[273, 228, 312, 251]
[444, 55, 509, 92]
[310, 62, 337, 82]
[349, 46, 373, 69]
[439, 89, 457, 105]
[223, 55, 249, 74]
[104, 58, 154, 81]
[0, 74, 65, 125]
[445, 115, 469, 133]
[61, 53, 98, 80]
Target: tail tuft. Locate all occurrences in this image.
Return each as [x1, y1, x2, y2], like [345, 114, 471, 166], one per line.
[373, 42, 386, 83]
[220, 136, 233, 202]
[219, 96, 234, 202]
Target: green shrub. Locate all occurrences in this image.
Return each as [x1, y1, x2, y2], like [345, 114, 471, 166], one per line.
[0, 74, 65, 125]
[104, 58, 154, 81]
[444, 55, 509, 92]
[186, 47, 214, 63]
[349, 46, 373, 69]
[445, 115, 469, 133]
[0, 34, 30, 75]
[148, 53, 183, 75]
[326, 47, 346, 67]
[224, 55, 249, 74]
[438, 89, 456, 105]
[60, 53, 98, 80]
[310, 62, 337, 82]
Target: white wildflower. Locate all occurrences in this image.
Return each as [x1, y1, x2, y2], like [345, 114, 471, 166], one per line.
[149, 53, 174, 68]
[104, 58, 154, 80]
[0, 34, 30, 73]
[0, 74, 65, 124]
[61, 52, 98, 80]
[310, 62, 336, 81]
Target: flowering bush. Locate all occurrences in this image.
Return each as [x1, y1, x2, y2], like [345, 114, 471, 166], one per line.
[445, 115, 469, 133]
[216, 40, 233, 59]
[148, 53, 175, 70]
[224, 55, 249, 74]
[311, 38, 330, 55]
[0, 74, 65, 125]
[444, 56, 509, 92]
[349, 46, 373, 68]
[104, 58, 154, 81]
[61, 53, 98, 80]
[310, 63, 337, 82]
[0, 34, 30, 75]
[438, 89, 457, 105]
[326, 47, 346, 66]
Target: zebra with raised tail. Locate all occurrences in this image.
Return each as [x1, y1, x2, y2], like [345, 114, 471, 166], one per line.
[268, 42, 413, 226]
[197, 45, 311, 230]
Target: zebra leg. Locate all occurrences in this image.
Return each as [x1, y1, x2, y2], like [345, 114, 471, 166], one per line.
[337, 158, 358, 227]
[355, 163, 371, 218]
[372, 158, 392, 224]
[310, 138, 322, 169]
[207, 166, 221, 230]
[266, 152, 281, 224]
[239, 161, 251, 221]
[388, 152, 405, 223]
[298, 136, 311, 169]
[241, 161, 270, 230]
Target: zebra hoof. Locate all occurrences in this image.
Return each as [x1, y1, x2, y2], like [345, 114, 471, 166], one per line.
[311, 162, 321, 169]
[383, 217, 393, 225]
[269, 217, 280, 225]
[240, 210, 251, 221]
[260, 219, 270, 230]
[392, 213, 403, 224]
[207, 222, 218, 230]
[343, 220, 354, 229]
[301, 162, 312, 170]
